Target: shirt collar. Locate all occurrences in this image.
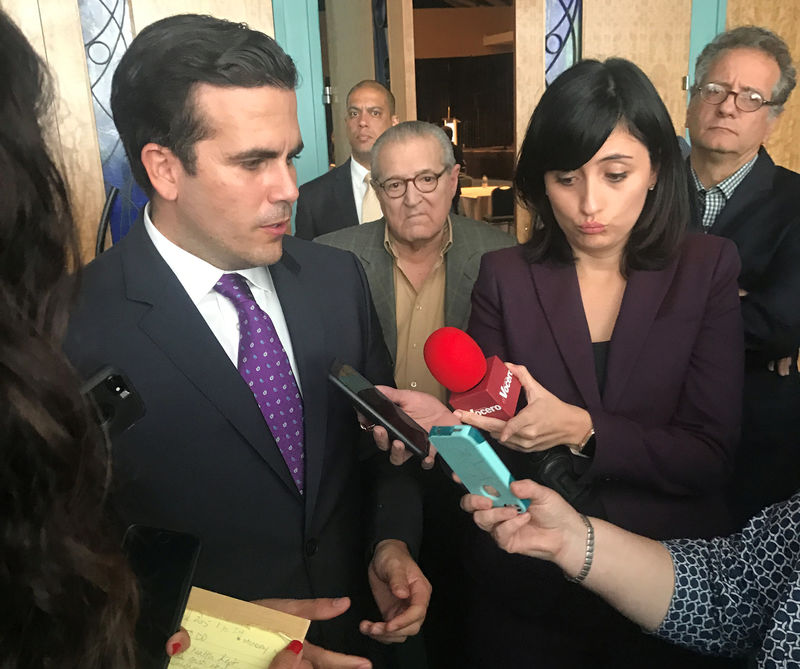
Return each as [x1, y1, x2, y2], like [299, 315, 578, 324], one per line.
[690, 153, 758, 200]
[143, 203, 273, 305]
[350, 156, 370, 181]
[383, 216, 454, 259]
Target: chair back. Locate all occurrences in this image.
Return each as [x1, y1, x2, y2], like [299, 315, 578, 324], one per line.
[491, 186, 514, 217]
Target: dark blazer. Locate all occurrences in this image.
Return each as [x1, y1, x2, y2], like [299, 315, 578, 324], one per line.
[315, 214, 516, 361]
[689, 148, 800, 360]
[468, 234, 744, 540]
[295, 159, 358, 240]
[64, 219, 422, 659]
[689, 149, 800, 521]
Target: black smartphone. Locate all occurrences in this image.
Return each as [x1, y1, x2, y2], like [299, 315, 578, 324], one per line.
[329, 360, 430, 458]
[81, 366, 145, 439]
[122, 525, 201, 669]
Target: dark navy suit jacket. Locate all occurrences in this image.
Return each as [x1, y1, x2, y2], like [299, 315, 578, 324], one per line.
[64, 219, 422, 659]
[295, 159, 358, 240]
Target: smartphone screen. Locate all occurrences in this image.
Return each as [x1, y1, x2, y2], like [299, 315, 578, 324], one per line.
[122, 526, 201, 669]
[329, 360, 430, 457]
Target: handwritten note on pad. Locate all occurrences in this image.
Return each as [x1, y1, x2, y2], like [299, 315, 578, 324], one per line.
[169, 587, 309, 669]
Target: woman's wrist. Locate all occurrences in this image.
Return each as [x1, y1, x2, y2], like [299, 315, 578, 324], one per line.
[555, 510, 595, 577]
[567, 406, 594, 449]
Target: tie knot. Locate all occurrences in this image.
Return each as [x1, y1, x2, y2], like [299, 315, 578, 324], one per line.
[214, 273, 255, 306]
[364, 172, 372, 185]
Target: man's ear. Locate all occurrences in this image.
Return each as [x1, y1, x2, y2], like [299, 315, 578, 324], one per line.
[391, 115, 400, 127]
[445, 163, 460, 197]
[141, 143, 182, 201]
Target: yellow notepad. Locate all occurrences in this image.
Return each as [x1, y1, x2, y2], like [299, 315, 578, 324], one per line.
[169, 587, 310, 668]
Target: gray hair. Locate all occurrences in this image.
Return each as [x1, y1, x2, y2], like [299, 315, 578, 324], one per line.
[370, 120, 455, 181]
[693, 25, 796, 116]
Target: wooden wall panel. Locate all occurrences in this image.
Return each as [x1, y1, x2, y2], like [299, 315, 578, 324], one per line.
[324, 0, 375, 165]
[583, 0, 693, 136]
[726, 0, 800, 172]
[514, 0, 546, 242]
[128, 0, 274, 37]
[414, 7, 514, 59]
[2, 0, 105, 263]
[388, 0, 418, 124]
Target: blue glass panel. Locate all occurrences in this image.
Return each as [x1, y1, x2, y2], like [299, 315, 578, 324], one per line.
[545, 0, 582, 86]
[78, 0, 145, 244]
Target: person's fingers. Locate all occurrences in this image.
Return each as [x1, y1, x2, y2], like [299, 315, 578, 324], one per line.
[269, 641, 307, 669]
[778, 356, 791, 376]
[302, 640, 372, 668]
[491, 511, 535, 548]
[460, 492, 494, 512]
[456, 410, 507, 433]
[372, 426, 390, 452]
[389, 439, 411, 466]
[254, 596, 351, 621]
[165, 628, 191, 656]
[509, 478, 550, 503]
[471, 505, 519, 532]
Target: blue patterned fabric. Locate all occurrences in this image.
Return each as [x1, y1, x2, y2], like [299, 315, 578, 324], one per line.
[658, 493, 800, 667]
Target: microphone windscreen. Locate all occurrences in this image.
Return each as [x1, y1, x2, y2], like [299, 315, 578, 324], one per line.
[424, 327, 487, 392]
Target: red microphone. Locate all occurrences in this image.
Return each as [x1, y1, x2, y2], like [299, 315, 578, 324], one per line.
[424, 327, 521, 420]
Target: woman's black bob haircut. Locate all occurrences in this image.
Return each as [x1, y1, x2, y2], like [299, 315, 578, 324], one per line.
[514, 58, 688, 274]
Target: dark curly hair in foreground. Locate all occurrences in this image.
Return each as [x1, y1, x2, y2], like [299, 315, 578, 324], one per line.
[0, 9, 138, 668]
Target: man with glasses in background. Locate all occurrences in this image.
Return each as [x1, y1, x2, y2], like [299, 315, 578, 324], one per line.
[685, 26, 800, 524]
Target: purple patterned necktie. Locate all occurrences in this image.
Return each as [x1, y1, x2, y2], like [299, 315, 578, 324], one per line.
[214, 273, 305, 493]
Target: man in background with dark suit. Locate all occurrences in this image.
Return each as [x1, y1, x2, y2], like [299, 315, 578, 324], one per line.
[295, 80, 398, 240]
[685, 26, 800, 523]
[64, 15, 429, 668]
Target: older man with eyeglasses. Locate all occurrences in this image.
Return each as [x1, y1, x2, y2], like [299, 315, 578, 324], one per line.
[685, 26, 800, 526]
[316, 121, 515, 402]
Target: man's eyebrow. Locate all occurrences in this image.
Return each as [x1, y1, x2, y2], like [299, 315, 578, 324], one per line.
[348, 105, 384, 112]
[228, 142, 304, 162]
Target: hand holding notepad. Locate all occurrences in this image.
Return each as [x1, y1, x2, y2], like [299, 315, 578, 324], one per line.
[169, 587, 309, 668]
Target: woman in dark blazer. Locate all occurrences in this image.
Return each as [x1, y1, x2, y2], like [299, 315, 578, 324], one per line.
[446, 58, 745, 668]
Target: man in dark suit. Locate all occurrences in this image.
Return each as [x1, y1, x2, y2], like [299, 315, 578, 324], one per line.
[295, 80, 399, 240]
[63, 15, 429, 667]
[685, 26, 800, 523]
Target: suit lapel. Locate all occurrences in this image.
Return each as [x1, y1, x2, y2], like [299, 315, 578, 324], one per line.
[356, 222, 398, 361]
[602, 261, 677, 411]
[711, 150, 774, 238]
[269, 245, 327, 525]
[121, 223, 301, 498]
[530, 263, 601, 408]
[444, 229, 476, 330]
[335, 159, 359, 226]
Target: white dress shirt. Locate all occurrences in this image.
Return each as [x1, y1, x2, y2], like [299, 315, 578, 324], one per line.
[350, 157, 370, 224]
[143, 205, 302, 392]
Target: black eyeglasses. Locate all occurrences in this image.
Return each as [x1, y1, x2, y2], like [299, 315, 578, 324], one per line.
[695, 82, 778, 112]
[373, 168, 448, 199]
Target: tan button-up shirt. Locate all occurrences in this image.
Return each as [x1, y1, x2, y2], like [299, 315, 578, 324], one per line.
[385, 220, 453, 402]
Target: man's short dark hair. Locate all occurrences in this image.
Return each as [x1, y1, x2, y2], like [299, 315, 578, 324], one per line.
[345, 80, 396, 116]
[111, 14, 297, 197]
[515, 58, 688, 275]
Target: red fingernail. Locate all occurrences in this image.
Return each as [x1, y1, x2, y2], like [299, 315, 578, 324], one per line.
[170, 642, 182, 655]
[288, 640, 303, 655]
